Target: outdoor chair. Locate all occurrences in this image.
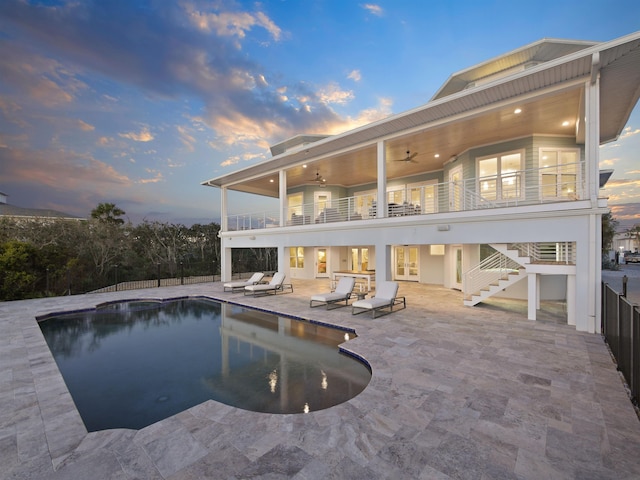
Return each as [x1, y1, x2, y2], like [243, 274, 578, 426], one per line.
[244, 272, 293, 296]
[351, 280, 406, 318]
[309, 276, 356, 309]
[223, 272, 265, 292]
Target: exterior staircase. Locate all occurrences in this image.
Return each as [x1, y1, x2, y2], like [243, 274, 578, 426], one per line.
[463, 242, 575, 307]
[463, 245, 527, 306]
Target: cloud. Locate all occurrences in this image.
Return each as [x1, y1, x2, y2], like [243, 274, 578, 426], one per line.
[177, 125, 196, 152]
[610, 203, 640, 228]
[361, 4, 384, 17]
[78, 120, 95, 131]
[0, 41, 87, 108]
[119, 127, 154, 142]
[317, 83, 355, 106]
[620, 126, 640, 139]
[0, 0, 391, 159]
[137, 170, 164, 184]
[0, 145, 131, 216]
[184, 4, 282, 43]
[347, 70, 362, 82]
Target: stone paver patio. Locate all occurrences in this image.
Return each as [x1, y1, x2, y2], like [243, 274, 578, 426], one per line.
[1, 279, 639, 479]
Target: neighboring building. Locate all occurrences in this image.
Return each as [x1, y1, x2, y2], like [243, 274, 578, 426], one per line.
[203, 32, 640, 333]
[612, 227, 640, 255]
[0, 192, 82, 221]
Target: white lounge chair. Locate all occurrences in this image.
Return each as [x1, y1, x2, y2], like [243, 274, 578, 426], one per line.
[244, 272, 293, 296]
[309, 277, 356, 309]
[351, 281, 406, 318]
[223, 272, 265, 292]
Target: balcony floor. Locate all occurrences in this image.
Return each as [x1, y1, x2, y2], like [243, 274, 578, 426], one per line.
[1, 279, 639, 479]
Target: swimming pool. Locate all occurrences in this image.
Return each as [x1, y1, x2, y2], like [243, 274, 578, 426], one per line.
[38, 298, 371, 431]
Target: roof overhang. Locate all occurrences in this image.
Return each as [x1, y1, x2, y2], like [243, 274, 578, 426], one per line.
[203, 31, 640, 197]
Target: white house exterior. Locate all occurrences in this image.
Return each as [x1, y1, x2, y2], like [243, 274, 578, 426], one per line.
[203, 32, 640, 334]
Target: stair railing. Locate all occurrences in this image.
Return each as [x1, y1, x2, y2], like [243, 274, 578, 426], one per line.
[464, 250, 522, 300]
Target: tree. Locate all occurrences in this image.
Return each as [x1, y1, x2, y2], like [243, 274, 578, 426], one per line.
[602, 210, 618, 254]
[0, 241, 39, 300]
[91, 203, 126, 225]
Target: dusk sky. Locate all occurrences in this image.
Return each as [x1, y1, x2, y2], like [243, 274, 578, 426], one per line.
[1, 0, 639, 228]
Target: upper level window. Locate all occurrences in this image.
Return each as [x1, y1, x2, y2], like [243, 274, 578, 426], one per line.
[477, 151, 523, 201]
[287, 193, 303, 216]
[539, 148, 580, 199]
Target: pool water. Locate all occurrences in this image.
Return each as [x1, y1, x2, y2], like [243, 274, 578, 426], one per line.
[38, 298, 371, 431]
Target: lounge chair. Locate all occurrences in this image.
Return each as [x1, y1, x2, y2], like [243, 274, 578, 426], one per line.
[223, 272, 265, 292]
[351, 281, 406, 318]
[244, 272, 293, 296]
[309, 277, 356, 309]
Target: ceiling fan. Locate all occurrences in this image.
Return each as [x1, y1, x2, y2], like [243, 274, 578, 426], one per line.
[310, 169, 327, 186]
[395, 150, 419, 163]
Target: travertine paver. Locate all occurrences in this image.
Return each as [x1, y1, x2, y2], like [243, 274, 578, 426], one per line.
[1, 279, 639, 479]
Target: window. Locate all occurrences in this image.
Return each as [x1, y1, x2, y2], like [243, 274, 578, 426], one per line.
[287, 193, 303, 216]
[408, 181, 438, 214]
[477, 151, 523, 201]
[353, 190, 376, 216]
[289, 247, 304, 269]
[387, 188, 405, 205]
[539, 149, 580, 199]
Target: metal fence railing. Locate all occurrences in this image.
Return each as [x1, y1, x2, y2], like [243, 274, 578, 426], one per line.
[601, 281, 639, 406]
[225, 161, 587, 232]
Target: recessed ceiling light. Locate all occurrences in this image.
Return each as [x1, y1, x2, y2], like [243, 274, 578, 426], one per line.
[514, 108, 522, 114]
[269, 179, 274, 183]
[302, 164, 307, 168]
[562, 121, 570, 127]
[434, 154, 440, 158]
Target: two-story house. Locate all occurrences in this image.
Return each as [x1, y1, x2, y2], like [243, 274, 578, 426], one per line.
[203, 31, 640, 333]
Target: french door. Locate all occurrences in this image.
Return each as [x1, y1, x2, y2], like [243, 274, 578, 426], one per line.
[316, 248, 329, 278]
[449, 165, 463, 211]
[394, 246, 419, 281]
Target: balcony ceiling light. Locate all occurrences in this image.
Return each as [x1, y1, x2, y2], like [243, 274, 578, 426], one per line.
[514, 108, 522, 114]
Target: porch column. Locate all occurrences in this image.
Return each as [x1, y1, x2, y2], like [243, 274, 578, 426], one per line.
[527, 273, 537, 321]
[279, 170, 287, 227]
[582, 56, 601, 334]
[376, 140, 387, 218]
[221, 245, 232, 282]
[375, 241, 391, 283]
[221, 186, 228, 231]
[589, 213, 602, 333]
[277, 245, 287, 276]
[585, 55, 601, 204]
[567, 274, 576, 326]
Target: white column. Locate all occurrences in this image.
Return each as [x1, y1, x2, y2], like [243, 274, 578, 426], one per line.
[585, 71, 601, 334]
[375, 241, 391, 283]
[220, 186, 228, 231]
[279, 170, 287, 227]
[528, 273, 537, 321]
[567, 274, 576, 326]
[376, 140, 387, 218]
[277, 245, 287, 275]
[221, 245, 232, 282]
[585, 57, 601, 205]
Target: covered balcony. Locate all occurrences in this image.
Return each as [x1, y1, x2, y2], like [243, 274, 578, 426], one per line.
[224, 160, 587, 232]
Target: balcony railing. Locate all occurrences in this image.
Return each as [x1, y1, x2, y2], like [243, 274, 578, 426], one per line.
[225, 161, 586, 232]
